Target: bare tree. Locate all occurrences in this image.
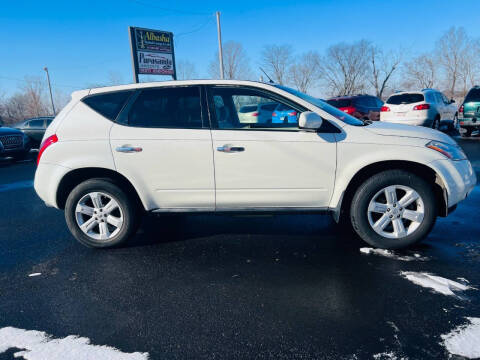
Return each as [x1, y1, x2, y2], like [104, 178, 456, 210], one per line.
[369, 46, 401, 99]
[458, 39, 480, 96]
[435, 27, 471, 98]
[402, 53, 437, 90]
[208, 41, 252, 80]
[21, 76, 48, 118]
[176, 60, 198, 80]
[260, 44, 293, 85]
[289, 51, 321, 93]
[320, 40, 371, 96]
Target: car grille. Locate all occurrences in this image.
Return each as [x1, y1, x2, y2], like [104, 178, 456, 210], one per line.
[0, 135, 23, 149]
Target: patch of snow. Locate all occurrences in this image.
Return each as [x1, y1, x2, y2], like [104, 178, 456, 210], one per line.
[0, 327, 149, 360]
[372, 352, 405, 360]
[400, 272, 474, 296]
[28, 273, 41, 277]
[441, 317, 480, 359]
[360, 247, 428, 261]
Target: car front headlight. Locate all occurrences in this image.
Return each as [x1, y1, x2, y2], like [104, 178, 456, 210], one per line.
[426, 140, 466, 161]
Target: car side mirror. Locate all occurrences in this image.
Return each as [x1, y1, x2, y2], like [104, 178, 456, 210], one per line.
[450, 99, 455, 104]
[299, 111, 323, 130]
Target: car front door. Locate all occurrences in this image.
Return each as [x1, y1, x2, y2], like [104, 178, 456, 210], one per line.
[207, 86, 337, 210]
[110, 86, 215, 211]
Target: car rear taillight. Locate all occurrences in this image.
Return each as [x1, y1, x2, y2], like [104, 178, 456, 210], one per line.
[340, 106, 356, 114]
[37, 134, 58, 165]
[251, 112, 259, 117]
[413, 104, 430, 110]
[380, 106, 390, 112]
[272, 112, 277, 117]
[459, 105, 464, 114]
[288, 111, 297, 116]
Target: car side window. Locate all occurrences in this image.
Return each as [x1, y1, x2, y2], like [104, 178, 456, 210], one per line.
[208, 87, 304, 130]
[441, 93, 450, 104]
[128, 87, 203, 129]
[83, 91, 133, 121]
[46, 119, 53, 126]
[29, 119, 44, 128]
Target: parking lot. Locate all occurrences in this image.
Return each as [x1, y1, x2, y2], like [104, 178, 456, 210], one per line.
[0, 135, 479, 359]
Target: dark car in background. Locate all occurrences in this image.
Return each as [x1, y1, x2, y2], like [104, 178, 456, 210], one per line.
[0, 126, 32, 160]
[14, 116, 54, 147]
[326, 95, 383, 121]
[459, 86, 480, 137]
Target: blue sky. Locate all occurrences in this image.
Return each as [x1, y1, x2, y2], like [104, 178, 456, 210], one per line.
[2, 0, 480, 96]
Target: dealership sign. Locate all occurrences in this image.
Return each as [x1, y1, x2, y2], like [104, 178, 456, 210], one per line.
[128, 27, 177, 82]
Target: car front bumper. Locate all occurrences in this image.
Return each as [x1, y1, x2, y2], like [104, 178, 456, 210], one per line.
[429, 159, 477, 208]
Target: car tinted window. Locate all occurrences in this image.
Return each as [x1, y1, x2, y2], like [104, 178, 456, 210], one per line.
[46, 119, 53, 126]
[28, 119, 44, 128]
[128, 87, 203, 128]
[82, 91, 133, 121]
[364, 97, 378, 107]
[386, 93, 424, 105]
[464, 88, 480, 102]
[327, 99, 352, 108]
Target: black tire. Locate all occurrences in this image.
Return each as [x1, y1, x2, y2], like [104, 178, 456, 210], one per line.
[65, 178, 140, 248]
[432, 116, 440, 130]
[350, 170, 437, 249]
[12, 151, 29, 161]
[460, 128, 473, 137]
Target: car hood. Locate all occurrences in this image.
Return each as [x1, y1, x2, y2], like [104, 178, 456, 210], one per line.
[364, 121, 456, 145]
[0, 127, 22, 135]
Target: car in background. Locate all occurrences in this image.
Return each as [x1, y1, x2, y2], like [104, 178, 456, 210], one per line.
[0, 126, 32, 160]
[238, 103, 278, 124]
[326, 95, 383, 121]
[272, 103, 298, 123]
[458, 85, 480, 137]
[380, 89, 456, 129]
[14, 116, 54, 147]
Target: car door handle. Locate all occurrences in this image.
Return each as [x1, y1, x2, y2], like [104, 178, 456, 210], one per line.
[217, 144, 245, 153]
[116, 146, 143, 153]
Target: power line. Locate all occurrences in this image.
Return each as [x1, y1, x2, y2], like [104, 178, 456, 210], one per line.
[176, 16, 216, 38]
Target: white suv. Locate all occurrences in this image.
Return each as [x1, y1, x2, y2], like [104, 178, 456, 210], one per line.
[34, 80, 476, 249]
[380, 89, 457, 129]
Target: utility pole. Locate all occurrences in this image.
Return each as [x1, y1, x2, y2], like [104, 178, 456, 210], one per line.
[43, 67, 56, 115]
[216, 11, 224, 80]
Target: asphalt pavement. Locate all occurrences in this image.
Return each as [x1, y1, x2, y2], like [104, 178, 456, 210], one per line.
[0, 135, 479, 359]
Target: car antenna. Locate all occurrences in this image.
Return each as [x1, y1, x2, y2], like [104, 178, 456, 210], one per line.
[259, 67, 275, 84]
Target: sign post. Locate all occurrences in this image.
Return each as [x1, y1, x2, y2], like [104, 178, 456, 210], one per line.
[128, 26, 176, 83]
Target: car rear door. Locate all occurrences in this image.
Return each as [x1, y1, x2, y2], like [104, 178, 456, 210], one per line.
[207, 85, 337, 210]
[110, 86, 215, 211]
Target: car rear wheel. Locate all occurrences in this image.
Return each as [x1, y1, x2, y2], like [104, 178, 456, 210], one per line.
[65, 179, 140, 248]
[460, 128, 473, 137]
[350, 170, 436, 249]
[432, 116, 440, 130]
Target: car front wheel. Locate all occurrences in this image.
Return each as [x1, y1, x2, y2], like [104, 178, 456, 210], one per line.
[350, 170, 437, 249]
[65, 179, 140, 248]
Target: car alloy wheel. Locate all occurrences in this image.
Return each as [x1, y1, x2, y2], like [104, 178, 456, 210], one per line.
[75, 191, 124, 241]
[367, 185, 425, 239]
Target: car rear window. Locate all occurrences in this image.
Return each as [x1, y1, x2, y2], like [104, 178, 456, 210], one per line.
[464, 88, 480, 103]
[327, 99, 352, 108]
[239, 105, 258, 113]
[260, 103, 278, 111]
[82, 91, 133, 121]
[386, 93, 424, 105]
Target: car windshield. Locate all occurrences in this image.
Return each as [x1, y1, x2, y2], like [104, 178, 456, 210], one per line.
[387, 93, 424, 105]
[274, 85, 364, 126]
